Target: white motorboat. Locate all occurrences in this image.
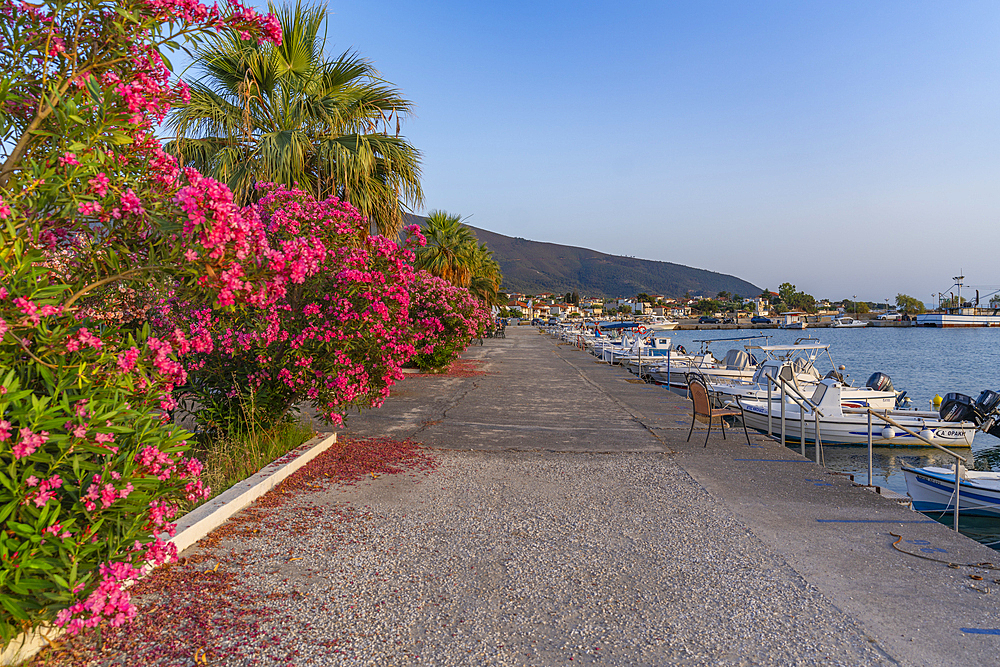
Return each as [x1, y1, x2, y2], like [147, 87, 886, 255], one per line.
[646, 315, 678, 331]
[707, 352, 899, 411]
[830, 316, 867, 328]
[605, 333, 677, 364]
[902, 465, 1000, 517]
[779, 311, 808, 329]
[693, 341, 901, 411]
[639, 335, 772, 390]
[736, 379, 981, 447]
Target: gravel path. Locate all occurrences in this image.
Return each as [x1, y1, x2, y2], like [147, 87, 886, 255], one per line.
[176, 450, 895, 666]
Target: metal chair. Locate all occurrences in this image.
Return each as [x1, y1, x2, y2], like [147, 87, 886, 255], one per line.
[686, 373, 751, 447]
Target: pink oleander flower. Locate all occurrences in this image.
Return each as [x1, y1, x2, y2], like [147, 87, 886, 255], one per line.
[119, 189, 145, 216]
[78, 201, 103, 215]
[117, 347, 140, 372]
[59, 152, 79, 167]
[88, 172, 110, 197]
[13, 428, 48, 459]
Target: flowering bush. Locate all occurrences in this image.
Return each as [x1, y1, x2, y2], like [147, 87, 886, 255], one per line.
[0, 0, 280, 646]
[408, 270, 491, 371]
[0, 0, 489, 645]
[166, 184, 424, 430]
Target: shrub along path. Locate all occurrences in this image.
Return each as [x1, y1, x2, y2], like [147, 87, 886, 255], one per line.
[36, 327, 1000, 666]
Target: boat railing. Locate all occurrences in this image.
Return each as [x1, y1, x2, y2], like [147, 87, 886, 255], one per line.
[760, 373, 825, 466]
[843, 407, 968, 531]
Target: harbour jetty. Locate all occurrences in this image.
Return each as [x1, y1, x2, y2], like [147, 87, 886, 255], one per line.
[108, 325, 1000, 665]
[294, 326, 1000, 664]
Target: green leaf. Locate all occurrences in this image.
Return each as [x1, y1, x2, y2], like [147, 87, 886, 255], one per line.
[0, 501, 17, 524]
[0, 597, 29, 621]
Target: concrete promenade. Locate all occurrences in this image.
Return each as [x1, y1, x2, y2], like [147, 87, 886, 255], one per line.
[132, 324, 1000, 666]
[328, 326, 1000, 665]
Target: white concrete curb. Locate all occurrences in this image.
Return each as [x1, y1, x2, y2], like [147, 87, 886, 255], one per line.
[0, 432, 338, 666]
[166, 431, 337, 554]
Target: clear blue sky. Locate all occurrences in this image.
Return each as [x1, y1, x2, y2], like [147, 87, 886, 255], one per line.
[237, 1, 1000, 303]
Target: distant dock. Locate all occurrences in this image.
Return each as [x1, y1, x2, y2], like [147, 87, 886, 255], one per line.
[675, 320, 919, 331]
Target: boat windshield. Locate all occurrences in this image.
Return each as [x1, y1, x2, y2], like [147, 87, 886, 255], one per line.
[747, 339, 844, 385]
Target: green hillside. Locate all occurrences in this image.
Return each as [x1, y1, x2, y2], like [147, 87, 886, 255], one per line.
[406, 215, 760, 298]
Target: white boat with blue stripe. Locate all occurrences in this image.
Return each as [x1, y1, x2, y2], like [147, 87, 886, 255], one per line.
[902, 465, 1000, 517]
[735, 378, 978, 447]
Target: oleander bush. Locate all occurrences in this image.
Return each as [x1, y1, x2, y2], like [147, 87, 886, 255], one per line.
[409, 270, 490, 372]
[163, 184, 426, 431]
[0, 0, 280, 644]
[0, 0, 491, 646]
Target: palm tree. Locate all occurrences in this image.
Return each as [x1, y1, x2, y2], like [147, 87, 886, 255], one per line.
[414, 211, 477, 287]
[414, 211, 505, 306]
[165, 1, 423, 236]
[468, 242, 503, 306]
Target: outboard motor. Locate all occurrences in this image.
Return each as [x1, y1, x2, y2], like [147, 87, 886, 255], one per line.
[939, 392, 978, 424]
[981, 414, 1000, 439]
[866, 372, 894, 393]
[976, 390, 1000, 415]
[976, 390, 1000, 437]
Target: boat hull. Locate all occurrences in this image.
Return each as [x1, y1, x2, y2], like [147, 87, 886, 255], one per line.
[714, 386, 896, 411]
[737, 403, 975, 447]
[915, 312, 1000, 327]
[902, 466, 1000, 516]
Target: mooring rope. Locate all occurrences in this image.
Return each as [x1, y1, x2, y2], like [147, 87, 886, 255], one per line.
[889, 532, 998, 570]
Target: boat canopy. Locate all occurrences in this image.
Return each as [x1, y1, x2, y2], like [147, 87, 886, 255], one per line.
[597, 321, 641, 330]
[753, 344, 830, 352]
[722, 349, 755, 370]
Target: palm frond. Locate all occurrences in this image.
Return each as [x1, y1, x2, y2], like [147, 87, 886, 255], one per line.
[166, 2, 422, 217]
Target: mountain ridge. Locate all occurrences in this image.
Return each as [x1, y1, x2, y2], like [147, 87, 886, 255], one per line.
[405, 214, 760, 299]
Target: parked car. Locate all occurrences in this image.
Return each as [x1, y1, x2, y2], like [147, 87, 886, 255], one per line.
[531, 318, 543, 326]
[698, 316, 720, 324]
[547, 317, 559, 325]
[722, 316, 736, 324]
[877, 312, 902, 321]
[751, 316, 772, 324]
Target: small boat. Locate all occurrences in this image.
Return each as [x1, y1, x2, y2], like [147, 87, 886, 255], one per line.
[605, 333, 677, 364]
[735, 379, 988, 447]
[779, 311, 808, 329]
[646, 315, 678, 331]
[830, 316, 867, 328]
[640, 335, 772, 390]
[708, 351, 900, 411]
[902, 465, 1000, 517]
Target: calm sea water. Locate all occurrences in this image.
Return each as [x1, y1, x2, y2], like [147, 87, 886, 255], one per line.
[661, 326, 1000, 547]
